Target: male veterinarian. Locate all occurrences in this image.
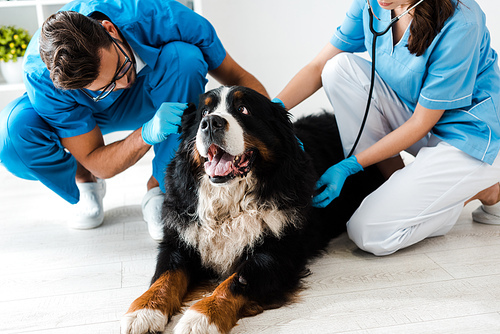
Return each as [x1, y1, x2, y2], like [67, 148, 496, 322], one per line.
[0, 0, 267, 240]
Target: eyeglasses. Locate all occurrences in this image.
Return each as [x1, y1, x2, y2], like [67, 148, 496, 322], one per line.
[80, 28, 134, 102]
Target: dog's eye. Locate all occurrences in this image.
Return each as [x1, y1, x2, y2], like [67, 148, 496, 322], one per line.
[202, 109, 209, 117]
[238, 106, 249, 115]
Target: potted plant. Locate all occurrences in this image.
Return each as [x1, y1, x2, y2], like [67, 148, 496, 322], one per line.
[0, 25, 31, 84]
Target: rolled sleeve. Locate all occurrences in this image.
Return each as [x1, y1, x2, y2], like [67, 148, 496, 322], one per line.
[330, 0, 366, 53]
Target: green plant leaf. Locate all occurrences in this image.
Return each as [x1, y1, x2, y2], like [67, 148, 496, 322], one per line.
[0, 25, 31, 62]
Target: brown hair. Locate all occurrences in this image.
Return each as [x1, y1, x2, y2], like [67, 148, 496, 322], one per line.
[39, 11, 112, 90]
[408, 0, 460, 56]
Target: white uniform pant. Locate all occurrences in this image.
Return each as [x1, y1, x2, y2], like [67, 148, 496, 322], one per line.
[321, 53, 500, 256]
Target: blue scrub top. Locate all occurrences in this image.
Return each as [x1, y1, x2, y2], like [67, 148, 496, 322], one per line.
[23, 0, 226, 139]
[330, 0, 500, 164]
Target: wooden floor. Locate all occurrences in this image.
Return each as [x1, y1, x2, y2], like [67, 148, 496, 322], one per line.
[1, 150, 500, 334]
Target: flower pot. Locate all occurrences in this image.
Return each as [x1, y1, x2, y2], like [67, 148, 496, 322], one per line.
[0, 57, 24, 84]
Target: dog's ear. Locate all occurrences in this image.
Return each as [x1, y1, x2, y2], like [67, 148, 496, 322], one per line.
[179, 103, 198, 133]
[268, 98, 293, 129]
[184, 103, 197, 117]
[182, 102, 196, 125]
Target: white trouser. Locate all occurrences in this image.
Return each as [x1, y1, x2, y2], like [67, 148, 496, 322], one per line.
[321, 53, 500, 256]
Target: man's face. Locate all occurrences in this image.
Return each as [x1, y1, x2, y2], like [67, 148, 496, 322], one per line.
[85, 37, 136, 93]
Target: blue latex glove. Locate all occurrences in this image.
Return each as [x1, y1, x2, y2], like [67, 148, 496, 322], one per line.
[141, 102, 187, 145]
[312, 155, 363, 208]
[296, 136, 305, 151]
[271, 97, 286, 109]
[271, 97, 305, 151]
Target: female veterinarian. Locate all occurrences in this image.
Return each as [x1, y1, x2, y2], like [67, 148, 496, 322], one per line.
[275, 0, 500, 256]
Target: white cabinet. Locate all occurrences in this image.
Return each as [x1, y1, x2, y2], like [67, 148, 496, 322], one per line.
[0, 0, 70, 31]
[0, 0, 70, 109]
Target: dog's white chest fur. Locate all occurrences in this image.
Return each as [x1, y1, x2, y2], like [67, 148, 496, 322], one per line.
[180, 174, 297, 276]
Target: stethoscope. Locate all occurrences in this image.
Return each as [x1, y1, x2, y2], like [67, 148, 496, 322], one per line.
[346, 0, 425, 158]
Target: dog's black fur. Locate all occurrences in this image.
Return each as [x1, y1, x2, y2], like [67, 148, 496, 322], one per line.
[123, 86, 385, 333]
[152, 86, 383, 307]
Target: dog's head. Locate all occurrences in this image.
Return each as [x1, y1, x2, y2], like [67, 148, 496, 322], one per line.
[181, 86, 299, 185]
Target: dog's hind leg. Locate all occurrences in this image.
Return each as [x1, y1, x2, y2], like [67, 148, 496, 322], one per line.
[174, 273, 263, 334]
[121, 270, 189, 334]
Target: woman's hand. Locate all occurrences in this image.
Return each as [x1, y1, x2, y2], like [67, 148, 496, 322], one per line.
[312, 155, 363, 208]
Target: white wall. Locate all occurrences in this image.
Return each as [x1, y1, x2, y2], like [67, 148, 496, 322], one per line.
[201, 0, 500, 117]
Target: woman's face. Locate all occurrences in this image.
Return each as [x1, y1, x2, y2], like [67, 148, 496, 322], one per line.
[376, 0, 413, 10]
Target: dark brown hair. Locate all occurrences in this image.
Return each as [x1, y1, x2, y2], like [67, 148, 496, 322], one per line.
[408, 0, 460, 56]
[39, 11, 111, 90]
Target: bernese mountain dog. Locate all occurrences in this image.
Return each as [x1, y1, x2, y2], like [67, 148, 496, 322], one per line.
[121, 86, 384, 334]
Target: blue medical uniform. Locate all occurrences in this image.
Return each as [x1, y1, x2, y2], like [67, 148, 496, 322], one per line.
[331, 0, 500, 164]
[0, 0, 226, 203]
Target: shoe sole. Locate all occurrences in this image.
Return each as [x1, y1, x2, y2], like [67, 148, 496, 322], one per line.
[472, 206, 500, 225]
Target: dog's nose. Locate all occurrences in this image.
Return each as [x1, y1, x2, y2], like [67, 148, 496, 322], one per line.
[200, 115, 227, 133]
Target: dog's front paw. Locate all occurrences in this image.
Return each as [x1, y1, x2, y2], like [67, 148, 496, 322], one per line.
[174, 309, 222, 334]
[121, 308, 169, 334]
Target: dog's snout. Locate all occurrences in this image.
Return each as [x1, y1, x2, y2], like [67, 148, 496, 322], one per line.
[201, 115, 227, 133]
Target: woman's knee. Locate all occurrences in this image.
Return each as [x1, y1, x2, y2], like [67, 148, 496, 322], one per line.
[346, 210, 404, 257]
[321, 53, 359, 90]
[346, 218, 387, 256]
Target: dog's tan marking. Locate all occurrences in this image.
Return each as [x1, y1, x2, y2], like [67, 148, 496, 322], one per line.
[191, 146, 205, 169]
[190, 274, 263, 333]
[204, 96, 213, 105]
[244, 134, 272, 162]
[126, 270, 188, 317]
[233, 90, 244, 100]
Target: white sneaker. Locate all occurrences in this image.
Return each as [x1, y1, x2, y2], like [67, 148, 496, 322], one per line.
[142, 187, 164, 241]
[70, 179, 106, 229]
[472, 202, 500, 225]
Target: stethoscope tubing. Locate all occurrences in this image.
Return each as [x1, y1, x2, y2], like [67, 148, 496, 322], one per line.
[347, 0, 425, 158]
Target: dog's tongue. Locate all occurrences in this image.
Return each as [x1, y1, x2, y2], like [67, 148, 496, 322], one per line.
[204, 150, 234, 177]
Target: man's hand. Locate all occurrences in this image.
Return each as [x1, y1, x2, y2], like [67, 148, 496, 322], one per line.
[141, 102, 187, 145]
[312, 155, 363, 208]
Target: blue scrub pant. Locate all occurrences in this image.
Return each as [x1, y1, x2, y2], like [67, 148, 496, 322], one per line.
[0, 42, 209, 204]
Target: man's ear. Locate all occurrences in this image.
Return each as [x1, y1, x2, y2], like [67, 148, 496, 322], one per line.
[100, 20, 119, 39]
